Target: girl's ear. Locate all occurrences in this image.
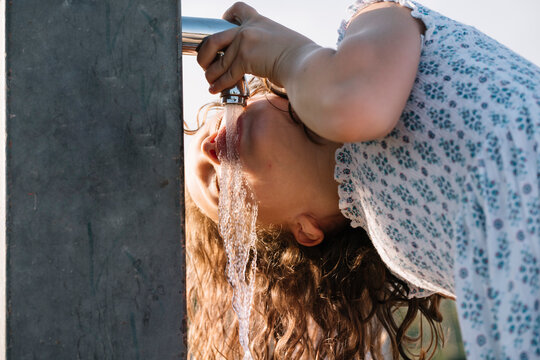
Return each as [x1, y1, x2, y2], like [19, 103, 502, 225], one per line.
[291, 214, 324, 247]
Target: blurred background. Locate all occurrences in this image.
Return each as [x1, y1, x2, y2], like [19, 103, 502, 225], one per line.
[182, 1, 540, 358]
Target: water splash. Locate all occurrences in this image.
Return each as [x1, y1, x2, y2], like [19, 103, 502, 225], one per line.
[217, 104, 258, 360]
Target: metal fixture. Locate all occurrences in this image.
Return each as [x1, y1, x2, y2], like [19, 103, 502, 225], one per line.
[182, 16, 249, 106]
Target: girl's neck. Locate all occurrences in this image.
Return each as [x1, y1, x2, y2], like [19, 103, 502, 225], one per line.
[312, 140, 346, 225]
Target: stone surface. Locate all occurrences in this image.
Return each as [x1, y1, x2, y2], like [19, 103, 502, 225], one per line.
[6, 1, 186, 358]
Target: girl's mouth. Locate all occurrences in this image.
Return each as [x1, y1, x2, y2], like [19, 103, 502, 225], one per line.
[215, 114, 243, 162]
[215, 126, 229, 161]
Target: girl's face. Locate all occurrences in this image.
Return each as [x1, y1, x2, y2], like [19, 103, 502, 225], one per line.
[186, 94, 334, 227]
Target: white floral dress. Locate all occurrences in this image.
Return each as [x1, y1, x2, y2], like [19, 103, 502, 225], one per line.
[334, 1, 540, 358]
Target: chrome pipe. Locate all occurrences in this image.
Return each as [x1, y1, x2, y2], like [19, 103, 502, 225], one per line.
[181, 17, 237, 56]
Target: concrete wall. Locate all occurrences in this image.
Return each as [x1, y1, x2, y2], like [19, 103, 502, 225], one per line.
[5, 1, 186, 358]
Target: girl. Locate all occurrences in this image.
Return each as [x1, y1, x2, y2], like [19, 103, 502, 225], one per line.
[189, 0, 540, 358]
[186, 79, 445, 360]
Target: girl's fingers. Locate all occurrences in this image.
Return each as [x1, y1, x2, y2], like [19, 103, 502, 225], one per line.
[222, 2, 258, 25]
[198, 2, 261, 92]
[196, 27, 238, 70]
[204, 34, 241, 85]
[209, 60, 245, 94]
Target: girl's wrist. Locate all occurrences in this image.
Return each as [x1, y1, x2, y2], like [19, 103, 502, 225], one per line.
[277, 41, 321, 90]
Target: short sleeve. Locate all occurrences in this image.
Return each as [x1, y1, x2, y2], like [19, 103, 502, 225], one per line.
[337, 0, 425, 47]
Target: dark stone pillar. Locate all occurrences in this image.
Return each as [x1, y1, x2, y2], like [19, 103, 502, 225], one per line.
[6, 0, 186, 358]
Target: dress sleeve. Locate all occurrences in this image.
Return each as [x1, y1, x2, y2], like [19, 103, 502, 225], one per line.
[335, 144, 437, 300]
[337, 0, 425, 46]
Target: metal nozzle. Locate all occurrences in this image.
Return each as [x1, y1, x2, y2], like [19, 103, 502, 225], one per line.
[181, 16, 249, 106]
[220, 77, 249, 106]
[181, 16, 237, 56]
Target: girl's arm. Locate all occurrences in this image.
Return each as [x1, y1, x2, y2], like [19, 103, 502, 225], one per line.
[283, 3, 425, 142]
[198, 2, 425, 143]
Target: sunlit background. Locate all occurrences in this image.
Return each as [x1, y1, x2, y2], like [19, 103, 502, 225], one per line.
[181, 1, 540, 358]
[182, 0, 540, 131]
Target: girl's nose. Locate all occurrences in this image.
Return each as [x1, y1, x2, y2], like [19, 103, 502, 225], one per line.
[201, 132, 220, 165]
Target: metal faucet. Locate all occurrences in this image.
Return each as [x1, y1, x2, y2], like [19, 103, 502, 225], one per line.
[182, 16, 250, 106]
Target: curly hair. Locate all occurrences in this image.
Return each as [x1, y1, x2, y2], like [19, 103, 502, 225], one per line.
[185, 78, 444, 359]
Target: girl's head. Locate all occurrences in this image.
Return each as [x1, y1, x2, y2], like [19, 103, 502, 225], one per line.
[185, 78, 344, 246]
[185, 78, 444, 359]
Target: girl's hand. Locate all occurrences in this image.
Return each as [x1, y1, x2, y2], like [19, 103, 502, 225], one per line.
[196, 2, 317, 94]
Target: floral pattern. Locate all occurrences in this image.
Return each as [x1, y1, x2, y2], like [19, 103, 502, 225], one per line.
[335, 1, 540, 358]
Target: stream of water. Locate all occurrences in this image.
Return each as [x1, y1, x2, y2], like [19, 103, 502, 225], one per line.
[217, 104, 258, 360]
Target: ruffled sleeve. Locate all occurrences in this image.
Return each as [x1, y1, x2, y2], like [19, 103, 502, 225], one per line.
[334, 145, 368, 229]
[337, 0, 426, 46]
[334, 144, 437, 299]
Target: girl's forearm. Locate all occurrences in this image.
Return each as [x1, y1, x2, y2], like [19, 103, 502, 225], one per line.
[280, 43, 389, 143]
